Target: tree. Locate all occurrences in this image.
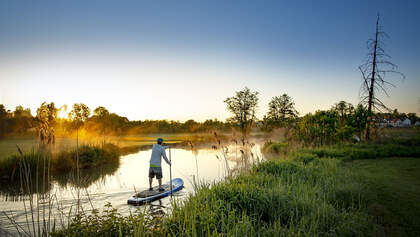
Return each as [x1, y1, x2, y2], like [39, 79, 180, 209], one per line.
[69, 103, 91, 154]
[36, 102, 58, 144]
[359, 15, 405, 140]
[407, 113, 417, 123]
[266, 94, 298, 128]
[293, 110, 340, 146]
[224, 87, 259, 135]
[93, 106, 110, 118]
[332, 101, 354, 126]
[12, 106, 33, 134]
[13, 106, 32, 118]
[349, 104, 369, 140]
[68, 103, 90, 212]
[69, 104, 90, 125]
[0, 104, 9, 136]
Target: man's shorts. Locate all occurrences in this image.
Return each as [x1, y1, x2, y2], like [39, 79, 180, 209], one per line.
[149, 167, 163, 179]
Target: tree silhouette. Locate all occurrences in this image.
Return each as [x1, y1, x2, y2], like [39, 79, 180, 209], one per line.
[93, 106, 110, 118]
[224, 87, 259, 135]
[266, 94, 298, 128]
[36, 102, 58, 145]
[359, 14, 405, 140]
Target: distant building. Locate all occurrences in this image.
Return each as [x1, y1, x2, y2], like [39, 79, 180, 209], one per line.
[402, 118, 412, 127]
[390, 119, 402, 127]
[377, 118, 389, 128]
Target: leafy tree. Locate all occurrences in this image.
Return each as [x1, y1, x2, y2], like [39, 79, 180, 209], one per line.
[12, 106, 33, 134]
[359, 15, 404, 140]
[0, 104, 10, 136]
[0, 104, 7, 118]
[348, 104, 369, 140]
[407, 113, 417, 123]
[332, 101, 354, 125]
[266, 94, 298, 128]
[184, 119, 199, 132]
[93, 106, 110, 118]
[293, 102, 368, 145]
[69, 103, 91, 154]
[69, 103, 91, 128]
[36, 102, 58, 144]
[13, 106, 32, 118]
[294, 110, 339, 146]
[224, 87, 259, 135]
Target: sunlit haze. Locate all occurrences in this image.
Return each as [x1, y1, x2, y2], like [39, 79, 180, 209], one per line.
[1, 0, 419, 121]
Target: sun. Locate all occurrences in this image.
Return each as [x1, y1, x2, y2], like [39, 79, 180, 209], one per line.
[57, 106, 69, 119]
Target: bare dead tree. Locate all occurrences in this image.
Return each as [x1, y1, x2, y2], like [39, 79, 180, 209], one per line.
[359, 14, 405, 140]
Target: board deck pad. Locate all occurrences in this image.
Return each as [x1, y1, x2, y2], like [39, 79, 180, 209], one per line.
[135, 184, 175, 198]
[128, 178, 184, 205]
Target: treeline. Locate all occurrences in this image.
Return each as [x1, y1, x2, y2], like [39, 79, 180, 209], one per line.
[293, 102, 369, 145]
[223, 88, 419, 145]
[0, 105, 34, 135]
[1, 94, 418, 143]
[0, 103, 232, 138]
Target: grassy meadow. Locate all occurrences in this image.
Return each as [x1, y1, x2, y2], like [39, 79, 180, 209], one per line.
[347, 158, 420, 236]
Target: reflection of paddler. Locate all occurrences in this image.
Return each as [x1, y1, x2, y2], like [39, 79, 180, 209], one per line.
[149, 138, 171, 191]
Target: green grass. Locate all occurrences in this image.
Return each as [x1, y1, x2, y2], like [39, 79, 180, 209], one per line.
[300, 143, 420, 160]
[263, 135, 420, 161]
[347, 158, 420, 237]
[53, 158, 372, 236]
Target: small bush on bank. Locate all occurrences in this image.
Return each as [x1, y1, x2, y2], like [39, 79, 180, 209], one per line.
[53, 143, 120, 172]
[262, 141, 288, 154]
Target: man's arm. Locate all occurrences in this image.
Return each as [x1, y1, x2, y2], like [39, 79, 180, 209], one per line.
[162, 148, 171, 166]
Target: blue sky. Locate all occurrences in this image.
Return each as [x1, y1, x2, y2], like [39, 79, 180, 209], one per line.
[1, 0, 419, 121]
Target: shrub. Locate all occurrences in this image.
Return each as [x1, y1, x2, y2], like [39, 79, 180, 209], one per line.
[53, 143, 120, 172]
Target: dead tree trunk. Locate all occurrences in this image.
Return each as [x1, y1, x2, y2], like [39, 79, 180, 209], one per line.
[359, 14, 404, 141]
[365, 17, 379, 141]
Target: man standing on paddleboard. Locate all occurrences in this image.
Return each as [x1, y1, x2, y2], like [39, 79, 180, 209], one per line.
[149, 138, 171, 191]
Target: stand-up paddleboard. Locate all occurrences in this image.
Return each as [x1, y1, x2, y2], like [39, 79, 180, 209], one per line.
[127, 178, 184, 205]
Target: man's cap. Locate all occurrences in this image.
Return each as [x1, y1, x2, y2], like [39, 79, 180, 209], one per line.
[157, 138, 164, 143]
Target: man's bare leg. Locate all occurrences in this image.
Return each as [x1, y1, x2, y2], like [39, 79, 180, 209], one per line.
[149, 178, 153, 190]
[158, 178, 162, 190]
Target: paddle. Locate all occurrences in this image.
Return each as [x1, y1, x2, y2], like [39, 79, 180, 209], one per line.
[169, 147, 173, 198]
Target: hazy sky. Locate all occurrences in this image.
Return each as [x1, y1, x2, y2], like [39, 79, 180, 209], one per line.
[1, 0, 419, 121]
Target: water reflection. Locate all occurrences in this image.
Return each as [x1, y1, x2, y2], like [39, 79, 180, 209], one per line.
[0, 161, 121, 200]
[54, 163, 120, 189]
[0, 178, 52, 201]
